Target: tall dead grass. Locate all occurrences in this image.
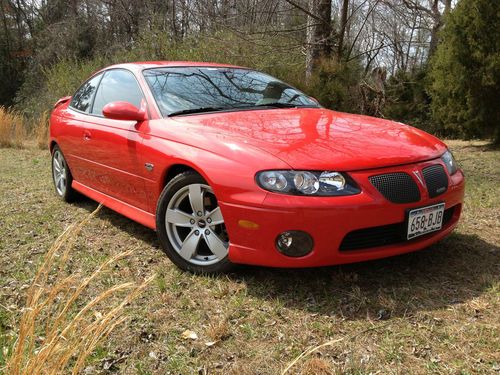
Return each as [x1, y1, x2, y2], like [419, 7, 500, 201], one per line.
[4, 206, 153, 375]
[0, 106, 26, 148]
[33, 111, 49, 150]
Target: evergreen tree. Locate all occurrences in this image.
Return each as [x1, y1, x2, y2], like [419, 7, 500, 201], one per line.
[429, 0, 500, 144]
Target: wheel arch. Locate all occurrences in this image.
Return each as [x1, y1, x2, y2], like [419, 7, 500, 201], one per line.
[49, 140, 57, 153]
[160, 162, 214, 191]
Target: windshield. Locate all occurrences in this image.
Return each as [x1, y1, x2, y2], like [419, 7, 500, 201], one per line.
[142, 67, 319, 117]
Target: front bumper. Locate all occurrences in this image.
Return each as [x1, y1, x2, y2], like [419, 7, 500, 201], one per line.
[220, 159, 465, 267]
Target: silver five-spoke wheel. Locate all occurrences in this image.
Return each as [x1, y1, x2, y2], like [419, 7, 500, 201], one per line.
[165, 183, 229, 266]
[52, 149, 68, 196]
[51, 145, 76, 202]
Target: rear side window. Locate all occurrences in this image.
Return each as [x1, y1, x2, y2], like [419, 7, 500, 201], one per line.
[91, 69, 144, 116]
[70, 73, 103, 113]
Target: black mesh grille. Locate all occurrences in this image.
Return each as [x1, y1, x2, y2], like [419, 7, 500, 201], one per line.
[339, 206, 455, 251]
[423, 164, 448, 198]
[369, 173, 421, 203]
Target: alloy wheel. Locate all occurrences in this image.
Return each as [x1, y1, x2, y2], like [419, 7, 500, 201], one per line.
[52, 149, 68, 196]
[165, 183, 229, 266]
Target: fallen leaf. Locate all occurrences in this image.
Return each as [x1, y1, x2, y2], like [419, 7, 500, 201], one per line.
[181, 330, 198, 340]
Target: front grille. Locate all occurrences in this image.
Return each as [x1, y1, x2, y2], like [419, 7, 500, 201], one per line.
[339, 206, 455, 251]
[369, 173, 421, 204]
[423, 164, 448, 198]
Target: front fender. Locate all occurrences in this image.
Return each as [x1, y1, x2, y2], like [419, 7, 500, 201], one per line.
[139, 131, 289, 213]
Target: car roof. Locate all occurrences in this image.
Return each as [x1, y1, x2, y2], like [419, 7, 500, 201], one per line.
[100, 61, 246, 73]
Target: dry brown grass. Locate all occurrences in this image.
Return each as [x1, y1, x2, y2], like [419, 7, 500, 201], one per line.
[0, 140, 498, 374]
[207, 317, 231, 342]
[0, 106, 26, 148]
[4, 206, 153, 375]
[299, 357, 334, 375]
[33, 111, 50, 150]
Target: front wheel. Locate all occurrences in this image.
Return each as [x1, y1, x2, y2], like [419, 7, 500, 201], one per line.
[156, 171, 233, 273]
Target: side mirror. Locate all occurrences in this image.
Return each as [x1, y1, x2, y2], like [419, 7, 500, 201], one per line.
[102, 101, 147, 121]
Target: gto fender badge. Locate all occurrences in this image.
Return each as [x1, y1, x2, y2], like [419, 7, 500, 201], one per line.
[145, 163, 154, 172]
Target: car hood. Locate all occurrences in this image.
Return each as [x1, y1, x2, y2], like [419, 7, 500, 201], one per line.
[169, 108, 447, 171]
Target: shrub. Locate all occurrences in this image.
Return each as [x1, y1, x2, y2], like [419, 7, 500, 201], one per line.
[16, 58, 109, 121]
[385, 68, 433, 132]
[14, 29, 366, 122]
[306, 58, 363, 113]
[14, 30, 311, 119]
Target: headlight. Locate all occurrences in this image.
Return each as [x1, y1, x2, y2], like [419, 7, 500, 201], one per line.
[256, 170, 360, 196]
[441, 150, 458, 175]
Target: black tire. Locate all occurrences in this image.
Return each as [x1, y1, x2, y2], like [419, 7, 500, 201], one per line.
[51, 145, 77, 202]
[156, 171, 234, 274]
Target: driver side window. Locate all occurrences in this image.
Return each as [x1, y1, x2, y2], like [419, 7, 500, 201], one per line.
[91, 69, 144, 116]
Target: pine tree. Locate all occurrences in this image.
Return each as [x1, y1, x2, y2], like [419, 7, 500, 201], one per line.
[428, 0, 500, 144]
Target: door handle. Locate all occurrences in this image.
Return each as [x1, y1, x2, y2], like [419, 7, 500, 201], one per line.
[83, 130, 92, 141]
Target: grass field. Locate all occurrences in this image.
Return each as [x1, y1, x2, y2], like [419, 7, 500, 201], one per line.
[0, 140, 498, 374]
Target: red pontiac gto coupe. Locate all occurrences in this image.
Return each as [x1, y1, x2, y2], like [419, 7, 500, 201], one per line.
[49, 62, 465, 273]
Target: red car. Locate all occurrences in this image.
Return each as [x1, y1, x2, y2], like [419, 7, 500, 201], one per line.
[49, 62, 465, 273]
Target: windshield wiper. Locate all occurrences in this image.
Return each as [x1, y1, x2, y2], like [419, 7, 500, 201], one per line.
[248, 102, 298, 108]
[237, 102, 320, 109]
[167, 102, 316, 117]
[167, 106, 227, 117]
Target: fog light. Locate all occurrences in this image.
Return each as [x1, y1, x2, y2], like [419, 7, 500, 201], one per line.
[275, 231, 314, 257]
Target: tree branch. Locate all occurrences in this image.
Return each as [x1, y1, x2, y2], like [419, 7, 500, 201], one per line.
[283, 0, 323, 23]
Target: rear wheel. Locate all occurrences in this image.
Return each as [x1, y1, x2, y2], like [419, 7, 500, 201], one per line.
[156, 171, 233, 273]
[51, 145, 77, 202]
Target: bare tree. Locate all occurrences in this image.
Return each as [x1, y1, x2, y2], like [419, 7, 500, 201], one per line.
[400, 0, 453, 57]
[0, 0, 458, 107]
[336, 0, 349, 60]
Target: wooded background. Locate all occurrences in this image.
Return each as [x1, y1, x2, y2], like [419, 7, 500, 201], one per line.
[0, 0, 498, 143]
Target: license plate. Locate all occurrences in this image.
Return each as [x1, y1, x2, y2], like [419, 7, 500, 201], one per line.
[407, 203, 445, 240]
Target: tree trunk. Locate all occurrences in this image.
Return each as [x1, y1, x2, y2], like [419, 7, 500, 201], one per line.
[305, 0, 332, 81]
[428, 0, 442, 57]
[337, 0, 349, 61]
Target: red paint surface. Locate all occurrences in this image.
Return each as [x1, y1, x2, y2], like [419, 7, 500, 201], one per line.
[50, 62, 465, 268]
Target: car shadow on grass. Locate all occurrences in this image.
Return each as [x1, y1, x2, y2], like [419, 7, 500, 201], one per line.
[74, 199, 498, 320]
[235, 233, 499, 320]
[74, 198, 159, 244]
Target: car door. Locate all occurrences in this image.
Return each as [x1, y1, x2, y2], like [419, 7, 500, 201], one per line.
[59, 73, 104, 187]
[72, 69, 150, 212]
